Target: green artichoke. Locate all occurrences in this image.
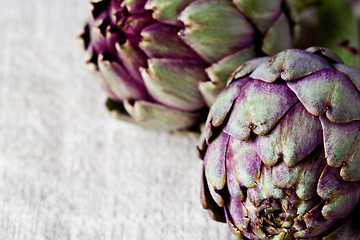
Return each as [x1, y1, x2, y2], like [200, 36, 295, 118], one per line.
[80, 0, 299, 131]
[198, 47, 360, 239]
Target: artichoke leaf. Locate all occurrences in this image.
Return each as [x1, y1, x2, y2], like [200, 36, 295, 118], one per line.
[249, 220, 268, 240]
[307, 47, 344, 64]
[199, 79, 249, 147]
[295, 197, 322, 219]
[198, 121, 212, 154]
[247, 167, 285, 207]
[254, 103, 322, 167]
[226, 137, 261, 189]
[90, 19, 107, 54]
[179, 0, 255, 64]
[199, 47, 257, 106]
[121, 0, 147, 13]
[262, 13, 293, 56]
[226, 162, 246, 202]
[320, 116, 360, 181]
[207, 176, 225, 208]
[223, 80, 298, 140]
[198, 82, 223, 108]
[141, 58, 207, 111]
[224, 207, 249, 240]
[233, 0, 282, 34]
[106, 98, 137, 123]
[317, 165, 360, 219]
[95, 66, 125, 102]
[105, 28, 125, 56]
[200, 170, 226, 222]
[242, 200, 265, 239]
[322, 207, 360, 240]
[119, 12, 154, 37]
[250, 49, 333, 82]
[140, 23, 201, 59]
[210, 79, 250, 128]
[206, 47, 257, 85]
[295, 202, 338, 238]
[123, 100, 203, 131]
[287, 68, 360, 123]
[204, 131, 229, 202]
[227, 197, 250, 234]
[273, 147, 326, 200]
[115, 41, 147, 87]
[98, 55, 146, 100]
[334, 63, 360, 92]
[145, 0, 193, 25]
[232, 57, 270, 81]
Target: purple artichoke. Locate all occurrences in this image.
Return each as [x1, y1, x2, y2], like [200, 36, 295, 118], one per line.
[198, 47, 360, 239]
[80, 0, 299, 131]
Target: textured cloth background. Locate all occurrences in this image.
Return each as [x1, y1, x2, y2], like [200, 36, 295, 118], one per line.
[0, 1, 231, 239]
[1, 1, 360, 240]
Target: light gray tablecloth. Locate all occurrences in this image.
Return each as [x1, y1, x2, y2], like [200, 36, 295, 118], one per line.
[0, 1, 231, 239]
[1, 1, 360, 240]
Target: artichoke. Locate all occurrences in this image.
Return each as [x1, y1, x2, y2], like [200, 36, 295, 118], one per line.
[80, 0, 299, 131]
[198, 47, 360, 239]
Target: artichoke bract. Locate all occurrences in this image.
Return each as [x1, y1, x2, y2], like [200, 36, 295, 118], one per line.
[198, 47, 360, 239]
[81, 0, 298, 131]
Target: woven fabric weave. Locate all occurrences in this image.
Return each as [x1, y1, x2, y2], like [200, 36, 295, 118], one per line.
[0, 1, 230, 239]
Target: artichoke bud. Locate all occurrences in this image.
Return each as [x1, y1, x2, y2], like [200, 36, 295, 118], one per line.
[199, 47, 360, 239]
[81, 0, 299, 131]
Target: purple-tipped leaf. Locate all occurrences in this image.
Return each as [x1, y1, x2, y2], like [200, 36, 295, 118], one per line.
[287, 68, 360, 123]
[223, 80, 298, 140]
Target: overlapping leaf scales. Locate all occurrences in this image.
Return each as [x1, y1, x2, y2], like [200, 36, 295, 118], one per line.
[233, 0, 282, 34]
[232, 56, 270, 82]
[223, 80, 298, 141]
[139, 23, 201, 59]
[145, 0, 193, 25]
[199, 47, 257, 106]
[199, 48, 360, 239]
[247, 167, 285, 207]
[250, 49, 333, 82]
[141, 58, 206, 111]
[204, 132, 229, 207]
[200, 170, 226, 222]
[226, 157, 245, 202]
[334, 63, 360, 92]
[320, 116, 360, 181]
[287, 68, 360, 123]
[306, 47, 344, 64]
[224, 206, 250, 239]
[115, 41, 147, 86]
[317, 166, 360, 219]
[262, 13, 293, 55]
[211, 80, 250, 127]
[227, 197, 249, 234]
[296, 202, 337, 238]
[226, 137, 261, 189]
[90, 19, 108, 53]
[98, 56, 146, 100]
[272, 148, 326, 200]
[178, 0, 255, 64]
[123, 100, 202, 130]
[198, 79, 249, 149]
[322, 210, 360, 239]
[254, 102, 322, 167]
[121, 0, 147, 13]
